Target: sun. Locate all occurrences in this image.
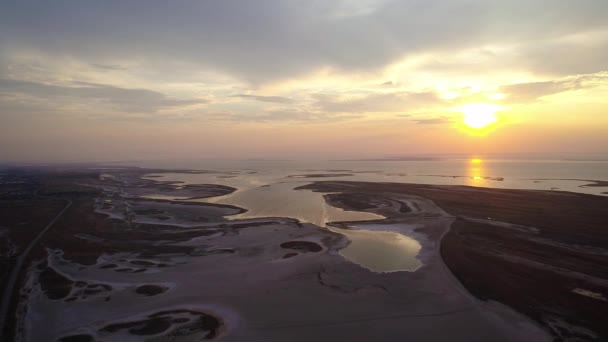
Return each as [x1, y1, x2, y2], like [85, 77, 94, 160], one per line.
[458, 103, 501, 129]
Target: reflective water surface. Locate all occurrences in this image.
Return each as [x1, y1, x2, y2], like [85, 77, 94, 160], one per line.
[142, 173, 425, 272]
[137, 159, 608, 272]
[334, 225, 423, 272]
[132, 158, 608, 195]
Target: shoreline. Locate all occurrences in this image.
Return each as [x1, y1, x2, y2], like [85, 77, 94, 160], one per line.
[301, 181, 608, 340]
[2, 167, 606, 341]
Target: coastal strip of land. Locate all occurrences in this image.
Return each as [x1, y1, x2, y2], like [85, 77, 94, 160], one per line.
[300, 181, 608, 340]
[2, 167, 606, 341]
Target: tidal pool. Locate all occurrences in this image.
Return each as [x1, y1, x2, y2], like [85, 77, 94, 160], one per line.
[332, 226, 422, 272]
[143, 172, 425, 272]
[204, 181, 423, 272]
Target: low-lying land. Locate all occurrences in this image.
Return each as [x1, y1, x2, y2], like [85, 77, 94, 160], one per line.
[301, 181, 608, 340]
[1, 167, 606, 341]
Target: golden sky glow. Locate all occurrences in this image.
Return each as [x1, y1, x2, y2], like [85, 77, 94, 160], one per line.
[1, 1, 608, 162]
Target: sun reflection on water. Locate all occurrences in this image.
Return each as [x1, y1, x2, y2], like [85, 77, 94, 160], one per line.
[467, 158, 486, 186]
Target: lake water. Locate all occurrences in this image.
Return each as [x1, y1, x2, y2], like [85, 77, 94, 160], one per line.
[124, 159, 607, 272]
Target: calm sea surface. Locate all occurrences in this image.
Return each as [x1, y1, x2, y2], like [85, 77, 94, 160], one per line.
[118, 159, 608, 196]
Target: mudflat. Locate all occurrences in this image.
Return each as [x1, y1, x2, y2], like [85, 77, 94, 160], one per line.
[301, 181, 608, 340]
[1, 168, 606, 341]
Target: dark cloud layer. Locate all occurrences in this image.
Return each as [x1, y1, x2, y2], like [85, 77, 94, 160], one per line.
[1, 1, 607, 83]
[203, 109, 360, 123]
[231, 94, 293, 104]
[414, 117, 453, 125]
[0, 79, 205, 112]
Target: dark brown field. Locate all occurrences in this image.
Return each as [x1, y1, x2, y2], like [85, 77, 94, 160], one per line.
[301, 181, 608, 341]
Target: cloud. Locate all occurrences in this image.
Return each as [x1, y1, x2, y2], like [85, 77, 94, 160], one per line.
[500, 72, 608, 102]
[1, 1, 607, 83]
[516, 31, 608, 76]
[231, 94, 293, 103]
[202, 109, 362, 123]
[413, 117, 453, 125]
[312, 91, 439, 113]
[90, 63, 128, 71]
[0, 78, 206, 112]
[500, 81, 570, 102]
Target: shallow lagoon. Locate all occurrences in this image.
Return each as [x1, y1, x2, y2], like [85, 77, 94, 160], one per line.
[140, 159, 608, 272]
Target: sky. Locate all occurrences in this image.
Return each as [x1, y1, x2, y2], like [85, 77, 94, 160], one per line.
[1, 0, 607, 162]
